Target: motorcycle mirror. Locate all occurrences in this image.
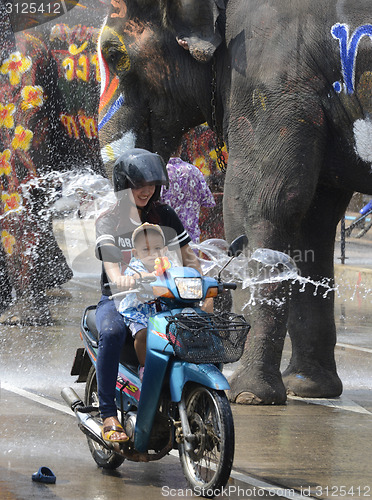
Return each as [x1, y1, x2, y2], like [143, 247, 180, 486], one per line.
[227, 235, 248, 257]
[96, 244, 122, 263]
[217, 234, 248, 282]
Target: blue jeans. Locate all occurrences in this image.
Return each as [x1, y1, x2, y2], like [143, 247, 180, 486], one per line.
[95, 295, 129, 419]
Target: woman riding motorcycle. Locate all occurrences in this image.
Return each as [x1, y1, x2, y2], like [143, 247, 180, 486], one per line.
[94, 148, 201, 443]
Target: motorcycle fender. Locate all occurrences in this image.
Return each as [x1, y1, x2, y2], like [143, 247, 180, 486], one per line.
[70, 348, 92, 383]
[169, 361, 230, 402]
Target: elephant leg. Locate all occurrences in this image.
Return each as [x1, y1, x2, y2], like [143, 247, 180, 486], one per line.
[282, 185, 350, 398]
[228, 277, 289, 404]
[222, 110, 327, 404]
[223, 182, 293, 404]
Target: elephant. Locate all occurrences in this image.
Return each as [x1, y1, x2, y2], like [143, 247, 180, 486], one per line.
[0, 1, 108, 323]
[98, 0, 372, 404]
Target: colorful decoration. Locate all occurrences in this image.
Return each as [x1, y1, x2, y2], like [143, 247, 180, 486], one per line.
[1, 230, 16, 256]
[0, 150, 12, 175]
[1, 192, 21, 212]
[332, 23, 372, 94]
[11, 125, 33, 151]
[0, 52, 32, 85]
[154, 256, 171, 276]
[0, 103, 16, 129]
[0, 17, 104, 310]
[21, 85, 45, 110]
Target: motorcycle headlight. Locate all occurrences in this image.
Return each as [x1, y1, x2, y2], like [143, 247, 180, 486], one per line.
[174, 278, 203, 299]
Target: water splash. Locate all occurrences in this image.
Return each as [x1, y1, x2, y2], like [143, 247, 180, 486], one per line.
[191, 239, 356, 310]
[50, 169, 115, 218]
[1, 169, 114, 224]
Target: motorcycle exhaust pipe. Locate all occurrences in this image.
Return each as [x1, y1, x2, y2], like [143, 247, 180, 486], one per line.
[61, 387, 84, 411]
[61, 387, 112, 450]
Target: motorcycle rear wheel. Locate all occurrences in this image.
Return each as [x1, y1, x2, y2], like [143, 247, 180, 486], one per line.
[178, 385, 234, 497]
[85, 366, 125, 470]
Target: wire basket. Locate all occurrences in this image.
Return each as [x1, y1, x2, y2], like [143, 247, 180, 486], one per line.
[165, 312, 250, 364]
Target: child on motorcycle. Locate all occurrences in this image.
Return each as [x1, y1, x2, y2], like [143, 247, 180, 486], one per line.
[117, 223, 172, 379]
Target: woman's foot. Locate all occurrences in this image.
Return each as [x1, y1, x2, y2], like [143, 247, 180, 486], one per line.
[101, 416, 129, 443]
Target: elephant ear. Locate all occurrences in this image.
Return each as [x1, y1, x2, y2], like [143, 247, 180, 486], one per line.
[165, 0, 225, 63]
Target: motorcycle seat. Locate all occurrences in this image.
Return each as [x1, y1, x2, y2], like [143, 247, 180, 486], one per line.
[86, 307, 99, 341]
[84, 306, 139, 370]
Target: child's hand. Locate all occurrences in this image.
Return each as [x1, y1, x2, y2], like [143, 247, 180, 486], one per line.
[154, 256, 171, 275]
[115, 275, 137, 290]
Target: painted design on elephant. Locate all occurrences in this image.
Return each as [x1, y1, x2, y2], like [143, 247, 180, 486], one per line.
[353, 73, 372, 161]
[99, 26, 131, 78]
[0, 150, 12, 175]
[353, 118, 372, 164]
[0, 44, 42, 222]
[98, 26, 134, 166]
[60, 113, 98, 140]
[52, 34, 99, 83]
[0, 103, 16, 128]
[0, 1, 109, 322]
[0, 48, 39, 217]
[99, 77, 120, 113]
[98, 29, 125, 112]
[1, 192, 21, 213]
[59, 41, 91, 82]
[1, 230, 16, 255]
[331, 23, 372, 95]
[0, 24, 102, 307]
[101, 130, 136, 165]
[78, 114, 98, 139]
[21, 86, 45, 110]
[252, 89, 267, 112]
[332, 24, 372, 165]
[0, 52, 32, 85]
[98, 93, 123, 131]
[60, 114, 79, 139]
[50, 24, 102, 141]
[11, 125, 33, 151]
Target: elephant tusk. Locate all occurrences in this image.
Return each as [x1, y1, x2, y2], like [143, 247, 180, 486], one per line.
[176, 37, 189, 51]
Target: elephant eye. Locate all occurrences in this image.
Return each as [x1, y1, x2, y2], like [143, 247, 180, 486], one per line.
[102, 44, 131, 73]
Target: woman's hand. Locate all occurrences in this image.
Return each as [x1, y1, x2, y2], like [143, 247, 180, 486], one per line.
[180, 244, 202, 272]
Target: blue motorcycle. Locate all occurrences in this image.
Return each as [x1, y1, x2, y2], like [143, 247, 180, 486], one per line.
[62, 235, 249, 496]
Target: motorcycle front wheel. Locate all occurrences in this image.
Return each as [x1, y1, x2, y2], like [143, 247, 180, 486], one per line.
[178, 385, 234, 497]
[85, 366, 125, 470]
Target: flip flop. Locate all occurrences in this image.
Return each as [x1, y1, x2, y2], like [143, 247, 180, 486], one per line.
[101, 424, 129, 443]
[32, 466, 56, 484]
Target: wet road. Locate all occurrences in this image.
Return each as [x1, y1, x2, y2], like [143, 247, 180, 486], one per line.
[1, 271, 372, 500]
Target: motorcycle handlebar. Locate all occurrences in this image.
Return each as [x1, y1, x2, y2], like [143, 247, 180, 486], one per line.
[222, 282, 237, 290]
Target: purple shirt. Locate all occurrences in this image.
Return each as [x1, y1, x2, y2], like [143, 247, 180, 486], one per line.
[161, 158, 215, 242]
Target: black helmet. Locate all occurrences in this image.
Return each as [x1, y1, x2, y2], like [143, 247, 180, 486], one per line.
[113, 148, 169, 202]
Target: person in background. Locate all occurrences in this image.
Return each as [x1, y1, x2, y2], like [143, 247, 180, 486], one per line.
[161, 157, 215, 243]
